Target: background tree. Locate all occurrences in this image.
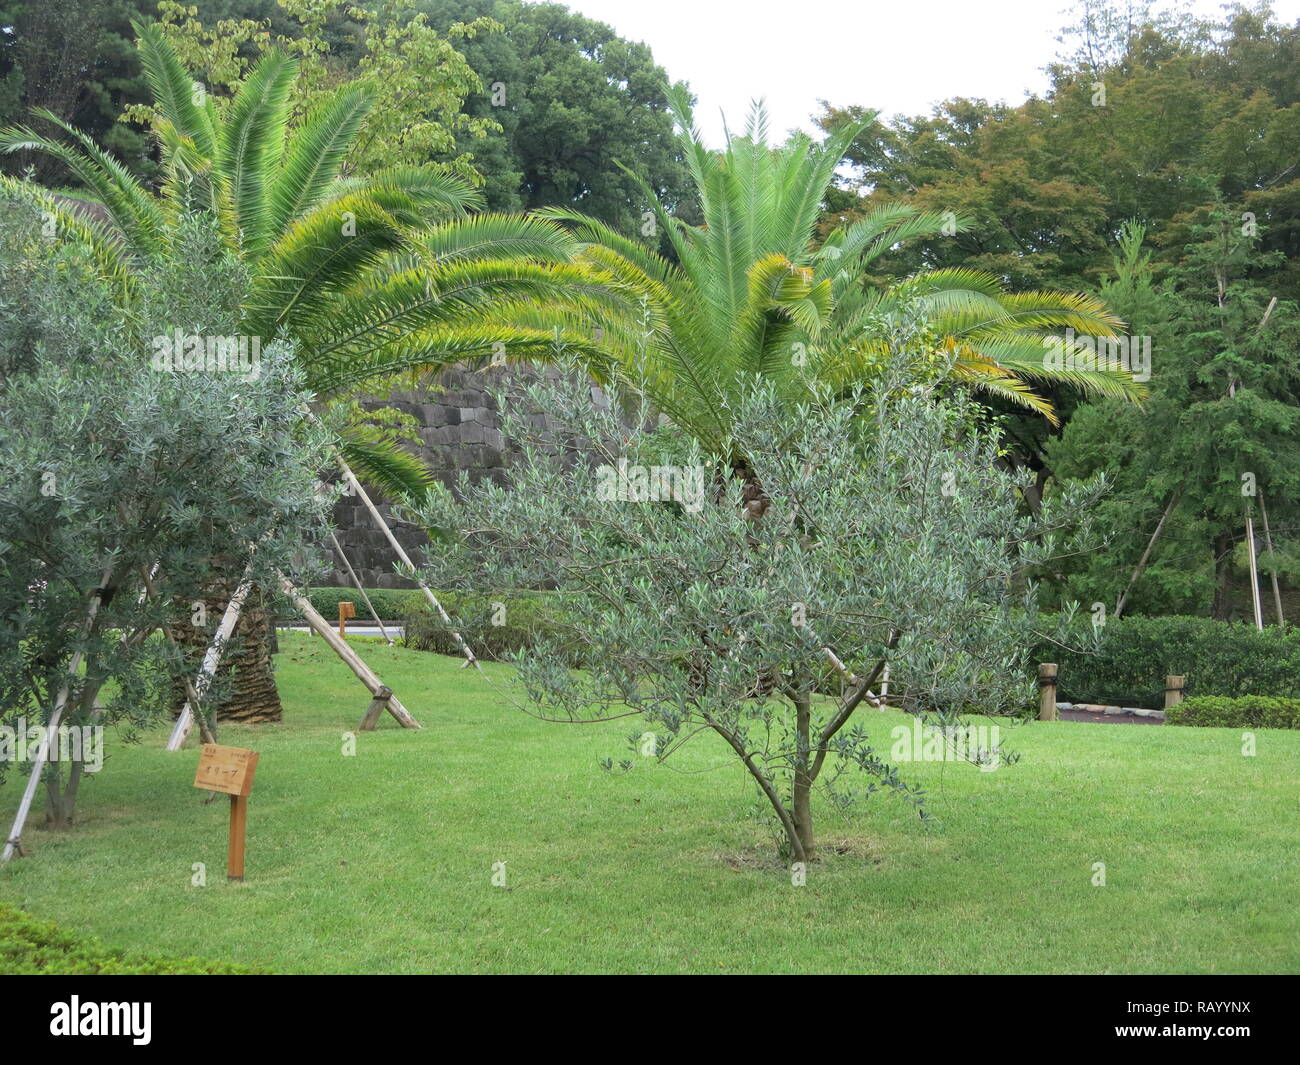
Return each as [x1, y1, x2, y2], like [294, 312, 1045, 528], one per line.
[1046, 209, 1300, 618]
[136, 0, 499, 181]
[816, 2, 1300, 586]
[819, 2, 1300, 294]
[0, 0, 158, 180]
[419, 0, 694, 234]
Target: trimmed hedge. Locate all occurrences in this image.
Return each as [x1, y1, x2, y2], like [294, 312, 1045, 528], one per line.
[1165, 695, 1300, 729]
[1033, 615, 1300, 707]
[278, 586, 412, 622]
[0, 902, 261, 974]
[401, 590, 583, 665]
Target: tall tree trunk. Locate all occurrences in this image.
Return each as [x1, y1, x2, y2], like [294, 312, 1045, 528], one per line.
[1212, 532, 1235, 621]
[792, 690, 815, 861]
[171, 583, 282, 724]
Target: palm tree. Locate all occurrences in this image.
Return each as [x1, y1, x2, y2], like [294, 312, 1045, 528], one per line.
[538, 88, 1145, 465]
[0, 22, 605, 721]
[2, 21, 609, 493]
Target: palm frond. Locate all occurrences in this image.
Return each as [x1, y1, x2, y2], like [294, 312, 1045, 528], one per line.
[268, 84, 372, 239]
[337, 430, 436, 503]
[133, 20, 216, 159]
[218, 49, 296, 257]
[420, 212, 579, 266]
[245, 195, 408, 339]
[0, 115, 165, 258]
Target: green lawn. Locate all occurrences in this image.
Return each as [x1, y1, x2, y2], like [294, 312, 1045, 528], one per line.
[2, 633, 1297, 974]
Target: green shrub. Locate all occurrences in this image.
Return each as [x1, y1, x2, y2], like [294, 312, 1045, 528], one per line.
[401, 590, 582, 665]
[0, 902, 262, 974]
[1032, 616, 1300, 707]
[1165, 695, 1300, 729]
[277, 586, 413, 622]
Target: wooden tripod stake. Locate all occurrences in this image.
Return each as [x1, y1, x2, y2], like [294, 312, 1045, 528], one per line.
[194, 744, 259, 881]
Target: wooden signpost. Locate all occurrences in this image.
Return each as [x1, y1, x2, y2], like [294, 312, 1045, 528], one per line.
[193, 744, 259, 881]
[338, 600, 356, 638]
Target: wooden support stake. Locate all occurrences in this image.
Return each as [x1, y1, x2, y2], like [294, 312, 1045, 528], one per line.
[139, 565, 216, 746]
[1038, 663, 1058, 721]
[1165, 675, 1185, 710]
[329, 530, 394, 645]
[228, 795, 248, 881]
[358, 685, 393, 732]
[3, 568, 113, 863]
[1115, 491, 1179, 619]
[334, 454, 480, 670]
[1259, 492, 1285, 625]
[279, 574, 420, 729]
[1246, 516, 1265, 631]
[168, 551, 259, 751]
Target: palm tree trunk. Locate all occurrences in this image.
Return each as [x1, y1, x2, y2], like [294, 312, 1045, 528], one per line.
[171, 582, 282, 724]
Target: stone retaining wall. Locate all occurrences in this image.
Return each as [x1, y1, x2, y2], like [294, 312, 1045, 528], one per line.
[323, 366, 593, 589]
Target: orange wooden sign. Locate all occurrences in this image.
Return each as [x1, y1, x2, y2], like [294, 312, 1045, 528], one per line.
[193, 744, 259, 797]
[193, 744, 259, 881]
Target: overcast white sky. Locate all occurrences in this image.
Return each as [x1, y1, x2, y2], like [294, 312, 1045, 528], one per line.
[549, 0, 1300, 144]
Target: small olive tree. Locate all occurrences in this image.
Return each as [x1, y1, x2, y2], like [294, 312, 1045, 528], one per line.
[0, 196, 330, 829]
[410, 354, 1107, 863]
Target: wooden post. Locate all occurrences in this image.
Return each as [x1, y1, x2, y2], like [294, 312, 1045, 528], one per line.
[228, 794, 248, 881]
[1038, 663, 1058, 721]
[338, 600, 355, 639]
[194, 744, 258, 881]
[1165, 675, 1185, 710]
[358, 685, 393, 732]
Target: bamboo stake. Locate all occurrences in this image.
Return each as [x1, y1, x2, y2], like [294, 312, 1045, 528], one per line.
[278, 574, 420, 729]
[138, 566, 217, 746]
[166, 555, 258, 751]
[1115, 491, 1180, 619]
[3, 567, 113, 862]
[329, 530, 393, 645]
[1227, 378, 1265, 631]
[333, 453, 479, 670]
[1259, 491, 1285, 625]
[1246, 516, 1265, 631]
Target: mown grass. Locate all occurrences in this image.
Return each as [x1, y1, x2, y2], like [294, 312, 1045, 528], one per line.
[2, 633, 1297, 974]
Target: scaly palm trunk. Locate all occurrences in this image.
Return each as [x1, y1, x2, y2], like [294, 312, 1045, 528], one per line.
[170, 582, 282, 724]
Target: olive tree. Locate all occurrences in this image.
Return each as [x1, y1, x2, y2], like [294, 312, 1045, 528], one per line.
[0, 196, 331, 831]
[409, 343, 1107, 863]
